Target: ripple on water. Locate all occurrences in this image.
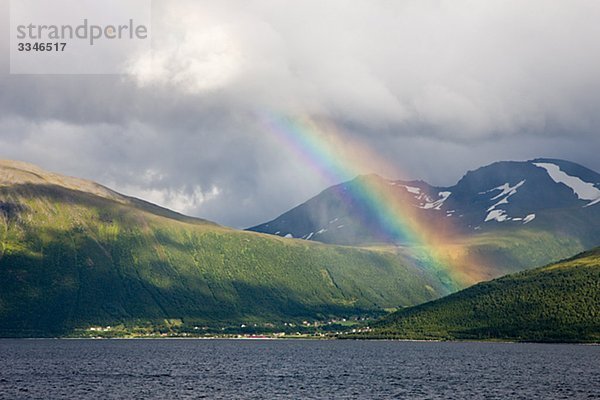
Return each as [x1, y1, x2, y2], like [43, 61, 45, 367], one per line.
[0, 340, 598, 399]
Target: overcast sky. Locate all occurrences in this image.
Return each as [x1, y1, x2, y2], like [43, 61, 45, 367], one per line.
[1, 0, 599, 228]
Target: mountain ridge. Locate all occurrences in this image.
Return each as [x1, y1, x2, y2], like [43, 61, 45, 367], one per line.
[248, 158, 600, 245]
[0, 159, 214, 226]
[370, 246, 600, 342]
[1, 158, 597, 337]
[0, 159, 455, 336]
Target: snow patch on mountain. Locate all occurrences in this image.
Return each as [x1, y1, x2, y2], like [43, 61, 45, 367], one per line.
[484, 209, 536, 224]
[401, 185, 421, 195]
[485, 180, 526, 212]
[485, 209, 509, 222]
[487, 197, 508, 211]
[533, 162, 600, 206]
[284, 233, 293, 238]
[420, 191, 451, 210]
[590, 199, 600, 207]
[480, 180, 535, 224]
[490, 180, 525, 201]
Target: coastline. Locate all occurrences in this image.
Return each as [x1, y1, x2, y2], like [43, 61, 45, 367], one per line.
[1, 335, 597, 345]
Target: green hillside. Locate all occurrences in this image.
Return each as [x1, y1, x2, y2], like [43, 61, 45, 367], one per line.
[373, 247, 600, 342]
[0, 161, 452, 337]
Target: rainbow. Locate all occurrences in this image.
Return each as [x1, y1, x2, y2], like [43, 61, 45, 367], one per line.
[258, 112, 488, 289]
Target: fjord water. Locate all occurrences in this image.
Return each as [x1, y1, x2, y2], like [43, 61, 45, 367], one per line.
[0, 340, 597, 399]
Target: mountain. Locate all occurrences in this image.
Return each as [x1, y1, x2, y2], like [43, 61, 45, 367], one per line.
[441, 158, 600, 234]
[248, 158, 600, 276]
[249, 158, 600, 243]
[371, 247, 600, 342]
[0, 160, 453, 337]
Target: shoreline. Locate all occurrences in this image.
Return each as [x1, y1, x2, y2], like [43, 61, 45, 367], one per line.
[1, 336, 597, 345]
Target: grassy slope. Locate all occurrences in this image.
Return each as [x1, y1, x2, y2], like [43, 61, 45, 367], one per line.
[0, 177, 451, 336]
[359, 228, 587, 291]
[373, 247, 600, 342]
[459, 228, 587, 278]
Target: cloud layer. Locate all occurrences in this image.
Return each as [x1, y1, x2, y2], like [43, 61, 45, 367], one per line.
[1, 0, 599, 227]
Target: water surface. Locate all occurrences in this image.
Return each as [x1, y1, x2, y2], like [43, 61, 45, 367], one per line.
[0, 339, 598, 399]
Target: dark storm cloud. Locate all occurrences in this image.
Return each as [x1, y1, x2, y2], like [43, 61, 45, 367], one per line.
[0, 0, 599, 227]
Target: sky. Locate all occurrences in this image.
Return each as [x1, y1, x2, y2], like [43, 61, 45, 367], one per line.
[1, 0, 599, 228]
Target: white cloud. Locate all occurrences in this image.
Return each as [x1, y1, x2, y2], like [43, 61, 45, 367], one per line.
[1, 0, 600, 227]
[119, 184, 222, 215]
[121, 0, 600, 138]
[127, 16, 243, 94]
